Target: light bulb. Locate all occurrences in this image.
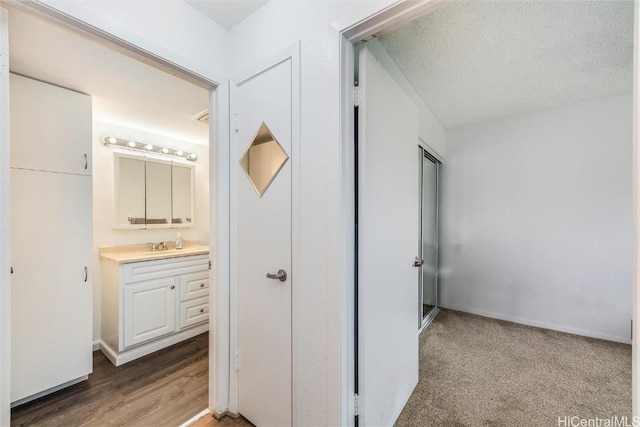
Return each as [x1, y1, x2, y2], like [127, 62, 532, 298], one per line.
[144, 144, 153, 150]
[176, 150, 184, 156]
[161, 147, 169, 154]
[127, 141, 137, 148]
[108, 137, 117, 144]
[188, 153, 197, 160]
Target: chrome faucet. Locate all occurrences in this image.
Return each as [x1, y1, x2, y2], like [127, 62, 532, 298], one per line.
[150, 242, 168, 252]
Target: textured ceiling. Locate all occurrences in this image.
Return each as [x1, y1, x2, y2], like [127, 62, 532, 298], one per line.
[185, 0, 269, 30]
[9, 9, 209, 145]
[378, 0, 634, 129]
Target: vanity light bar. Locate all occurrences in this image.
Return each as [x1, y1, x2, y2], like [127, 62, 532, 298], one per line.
[102, 136, 197, 161]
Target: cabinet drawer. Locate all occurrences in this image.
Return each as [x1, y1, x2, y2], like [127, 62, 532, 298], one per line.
[180, 273, 209, 302]
[122, 255, 209, 284]
[179, 297, 209, 329]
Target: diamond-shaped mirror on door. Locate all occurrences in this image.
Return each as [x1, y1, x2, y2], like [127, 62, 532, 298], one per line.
[239, 122, 289, 197]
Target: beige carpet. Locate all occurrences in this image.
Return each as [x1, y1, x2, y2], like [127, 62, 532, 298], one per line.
[395, 309, 631, 427]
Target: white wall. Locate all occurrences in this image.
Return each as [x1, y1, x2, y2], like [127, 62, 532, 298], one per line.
[92, 120, 209, 343]
[35, 0, 231, 80]
[441, 94, 633, 343]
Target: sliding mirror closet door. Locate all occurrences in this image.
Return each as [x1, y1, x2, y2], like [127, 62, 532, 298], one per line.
[421, 148, 439, 324]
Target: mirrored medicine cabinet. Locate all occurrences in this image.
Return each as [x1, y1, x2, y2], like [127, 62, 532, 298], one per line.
[114, 153, 195, 229]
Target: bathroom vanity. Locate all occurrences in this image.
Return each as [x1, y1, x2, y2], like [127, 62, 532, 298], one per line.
[99, 243, 210, 366]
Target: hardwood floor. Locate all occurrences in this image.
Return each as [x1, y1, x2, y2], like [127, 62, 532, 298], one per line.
[12, 333, 211, 427]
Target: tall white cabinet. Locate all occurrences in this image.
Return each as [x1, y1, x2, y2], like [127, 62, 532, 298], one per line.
[10, 74, 93, 404]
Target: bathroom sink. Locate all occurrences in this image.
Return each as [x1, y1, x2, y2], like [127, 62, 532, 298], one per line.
[143, 248, 183, 256]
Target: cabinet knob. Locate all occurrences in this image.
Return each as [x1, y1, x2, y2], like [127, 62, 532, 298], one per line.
[170, 285, 175, 290]
[200, 308, 204, 313]
[200, 283, 205, 288]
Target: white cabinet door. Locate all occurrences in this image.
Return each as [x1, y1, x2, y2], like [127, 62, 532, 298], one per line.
[123, 278, 177, 349]
[358, 47, 420, 426]
[10, 73, 91, 175]
[11, 169, 92, 403]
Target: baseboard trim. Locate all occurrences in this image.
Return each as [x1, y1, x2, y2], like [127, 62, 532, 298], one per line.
[444, 304, 632, 344]
[100, 323, 209, 366]
[212, 410, 241, 420]
[99, 340, 119, 365]
[179, 408, 210, 427]
[92, 340, 100, 352]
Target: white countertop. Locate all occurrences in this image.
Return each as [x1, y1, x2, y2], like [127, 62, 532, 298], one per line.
[99, 241, 209, 264]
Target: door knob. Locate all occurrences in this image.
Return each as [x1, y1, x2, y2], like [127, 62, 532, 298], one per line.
[266, 269, 287, 282]
[413, 257, 424, 267]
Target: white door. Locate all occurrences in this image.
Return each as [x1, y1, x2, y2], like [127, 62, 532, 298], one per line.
[357, 46, 420, 426]
[233, 47, 298, 426]
[10, 169, 92, 402]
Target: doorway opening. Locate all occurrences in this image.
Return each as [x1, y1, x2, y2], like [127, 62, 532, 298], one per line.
[4, 4, 221, 425]
[342, 0, 633, 425]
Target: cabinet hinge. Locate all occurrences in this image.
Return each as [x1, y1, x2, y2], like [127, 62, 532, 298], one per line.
[234, 114, 239, 132]
[209, 260, 212, 270]
[354, 393, 359, 417]
[235, 352, 239, 372]
[353, 86, 359, 107]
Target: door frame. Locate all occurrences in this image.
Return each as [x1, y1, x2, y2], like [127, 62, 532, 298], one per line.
[332, 2, 450, 424]
[228, 41, 301, 419]
[0, 8, 9, 423]
[418, 144, 441, 331]
[0, 1, 230, 424]
[333, 0, 640, 423]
